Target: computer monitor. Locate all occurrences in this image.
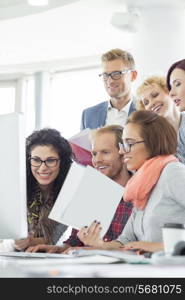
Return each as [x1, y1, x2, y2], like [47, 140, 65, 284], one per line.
[0, 112, 28, 239]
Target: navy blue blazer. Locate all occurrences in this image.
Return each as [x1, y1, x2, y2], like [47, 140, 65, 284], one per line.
[80, 100, 136, 130]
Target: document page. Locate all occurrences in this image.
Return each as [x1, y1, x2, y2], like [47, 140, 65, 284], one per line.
[69, 128, 92, 151]
[49, 162, 124, 237]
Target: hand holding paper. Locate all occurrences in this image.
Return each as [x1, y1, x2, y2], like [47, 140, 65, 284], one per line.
[77, 221, 104, 248]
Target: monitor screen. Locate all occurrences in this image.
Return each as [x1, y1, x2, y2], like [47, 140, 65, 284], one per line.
[0, 112, 28, 239]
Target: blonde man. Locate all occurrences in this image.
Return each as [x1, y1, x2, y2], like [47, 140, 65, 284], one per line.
[81, 48, 137, 130]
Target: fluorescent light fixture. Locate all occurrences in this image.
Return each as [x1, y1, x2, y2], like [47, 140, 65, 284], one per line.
[28, 0, 49, 6]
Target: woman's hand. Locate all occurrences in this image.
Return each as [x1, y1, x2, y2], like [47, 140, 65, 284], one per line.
[25, 244, 63, 253]
[121, 241, 164, 253]
[15, 234, 46, 251]
[77, 221, 105, 248]
[15, 235, 34, 251]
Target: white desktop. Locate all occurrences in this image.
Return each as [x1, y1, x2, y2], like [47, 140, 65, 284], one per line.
[0, 112, 27, 239]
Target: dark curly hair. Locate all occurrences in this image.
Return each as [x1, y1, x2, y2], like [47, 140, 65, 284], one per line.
[26, 128, 73, 204]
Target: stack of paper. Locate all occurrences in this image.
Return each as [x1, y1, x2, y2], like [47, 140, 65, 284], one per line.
[73, 249, 149, 264]
[68, 128, 92, 166]
[49, 162, 124, 238]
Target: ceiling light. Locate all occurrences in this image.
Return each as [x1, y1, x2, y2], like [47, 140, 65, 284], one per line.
[28, 0, 49, 6]
[111, 8, 141, 33]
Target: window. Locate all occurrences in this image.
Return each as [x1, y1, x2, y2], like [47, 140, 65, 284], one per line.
[24, 76, 35, 137]
[0, 85, 15, 115]
[0, 78, 36, 137]
[48, 68, 107, 138]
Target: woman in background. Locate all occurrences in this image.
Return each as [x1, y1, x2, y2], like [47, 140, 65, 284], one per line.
[15, 128, 73, 250]
[136, 75, 185, 164]
[166, 59, 185, 112]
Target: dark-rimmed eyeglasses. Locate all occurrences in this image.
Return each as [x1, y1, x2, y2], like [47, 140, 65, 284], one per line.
[99, 69, 133, 81]
[119, 140, 145, 153]
[29, 157, 60, 168]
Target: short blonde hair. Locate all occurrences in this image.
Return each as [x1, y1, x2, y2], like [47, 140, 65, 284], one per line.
[101, 48, 135, 69]
[136, 76, 168, 110]
[90, 125, 123, 149]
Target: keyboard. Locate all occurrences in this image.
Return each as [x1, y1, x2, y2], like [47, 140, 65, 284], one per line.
[0, 251, 71, 259]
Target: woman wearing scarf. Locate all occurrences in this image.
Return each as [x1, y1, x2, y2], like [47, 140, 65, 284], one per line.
[15, 128, 73, 250]
[76, 111, 185, 253]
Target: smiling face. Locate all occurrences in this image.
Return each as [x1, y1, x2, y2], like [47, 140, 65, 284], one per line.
[102, 58, 136, 100]
[139, 84, 173, 117]
[30, 145, 60, 189]
[169, 68, 185, 112]
[91, 132, 124, 180]
[120, 123, 150, 171]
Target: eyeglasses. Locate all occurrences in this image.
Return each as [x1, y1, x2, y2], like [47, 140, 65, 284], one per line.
[99, 69, 133, 81]
[119, 140, 145, 153]
[29, 157, 60, 168]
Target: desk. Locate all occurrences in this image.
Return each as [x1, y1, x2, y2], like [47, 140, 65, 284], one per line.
[1, 256, 185, 278]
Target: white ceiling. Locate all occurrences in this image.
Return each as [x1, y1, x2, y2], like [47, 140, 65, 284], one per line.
[0, 0, 80, 20]
[0, 0, 184, 10]
[0, 0, 23, 7]
[0, 0, 185, 78]
[0, 0, 128, 68]
[124, 0, 185, 9]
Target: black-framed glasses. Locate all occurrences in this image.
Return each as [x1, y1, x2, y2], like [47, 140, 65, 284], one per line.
[29, 157, 60, 168]
[99, 69, 133, 81]
[119, 140, 145, 153]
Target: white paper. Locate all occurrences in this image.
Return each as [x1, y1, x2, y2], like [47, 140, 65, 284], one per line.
[49, 163, 86, 219]
[74, 249, 148, 264]
[0, 251, 71, 259]
[49, 162, 124, 237]
[69, 128, 92, 151]
[20, 255, 120, 266]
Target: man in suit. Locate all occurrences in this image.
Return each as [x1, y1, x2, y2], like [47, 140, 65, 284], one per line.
[81, 48, 137, 130]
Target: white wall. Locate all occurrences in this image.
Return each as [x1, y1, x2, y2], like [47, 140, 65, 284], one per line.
[0, 1, 185, 136]
[131, 8, 185, 83]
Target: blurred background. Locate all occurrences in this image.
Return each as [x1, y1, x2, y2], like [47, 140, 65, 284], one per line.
[0, 0, 185, 137]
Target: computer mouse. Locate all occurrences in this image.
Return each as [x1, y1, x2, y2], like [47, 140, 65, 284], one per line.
[172, 241, 185, 256]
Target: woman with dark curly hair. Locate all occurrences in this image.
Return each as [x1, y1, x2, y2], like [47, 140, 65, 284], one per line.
[15, 128, 73, 250]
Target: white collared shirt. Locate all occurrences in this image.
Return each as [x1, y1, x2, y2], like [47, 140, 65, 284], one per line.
[105, 99, 132, 127]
